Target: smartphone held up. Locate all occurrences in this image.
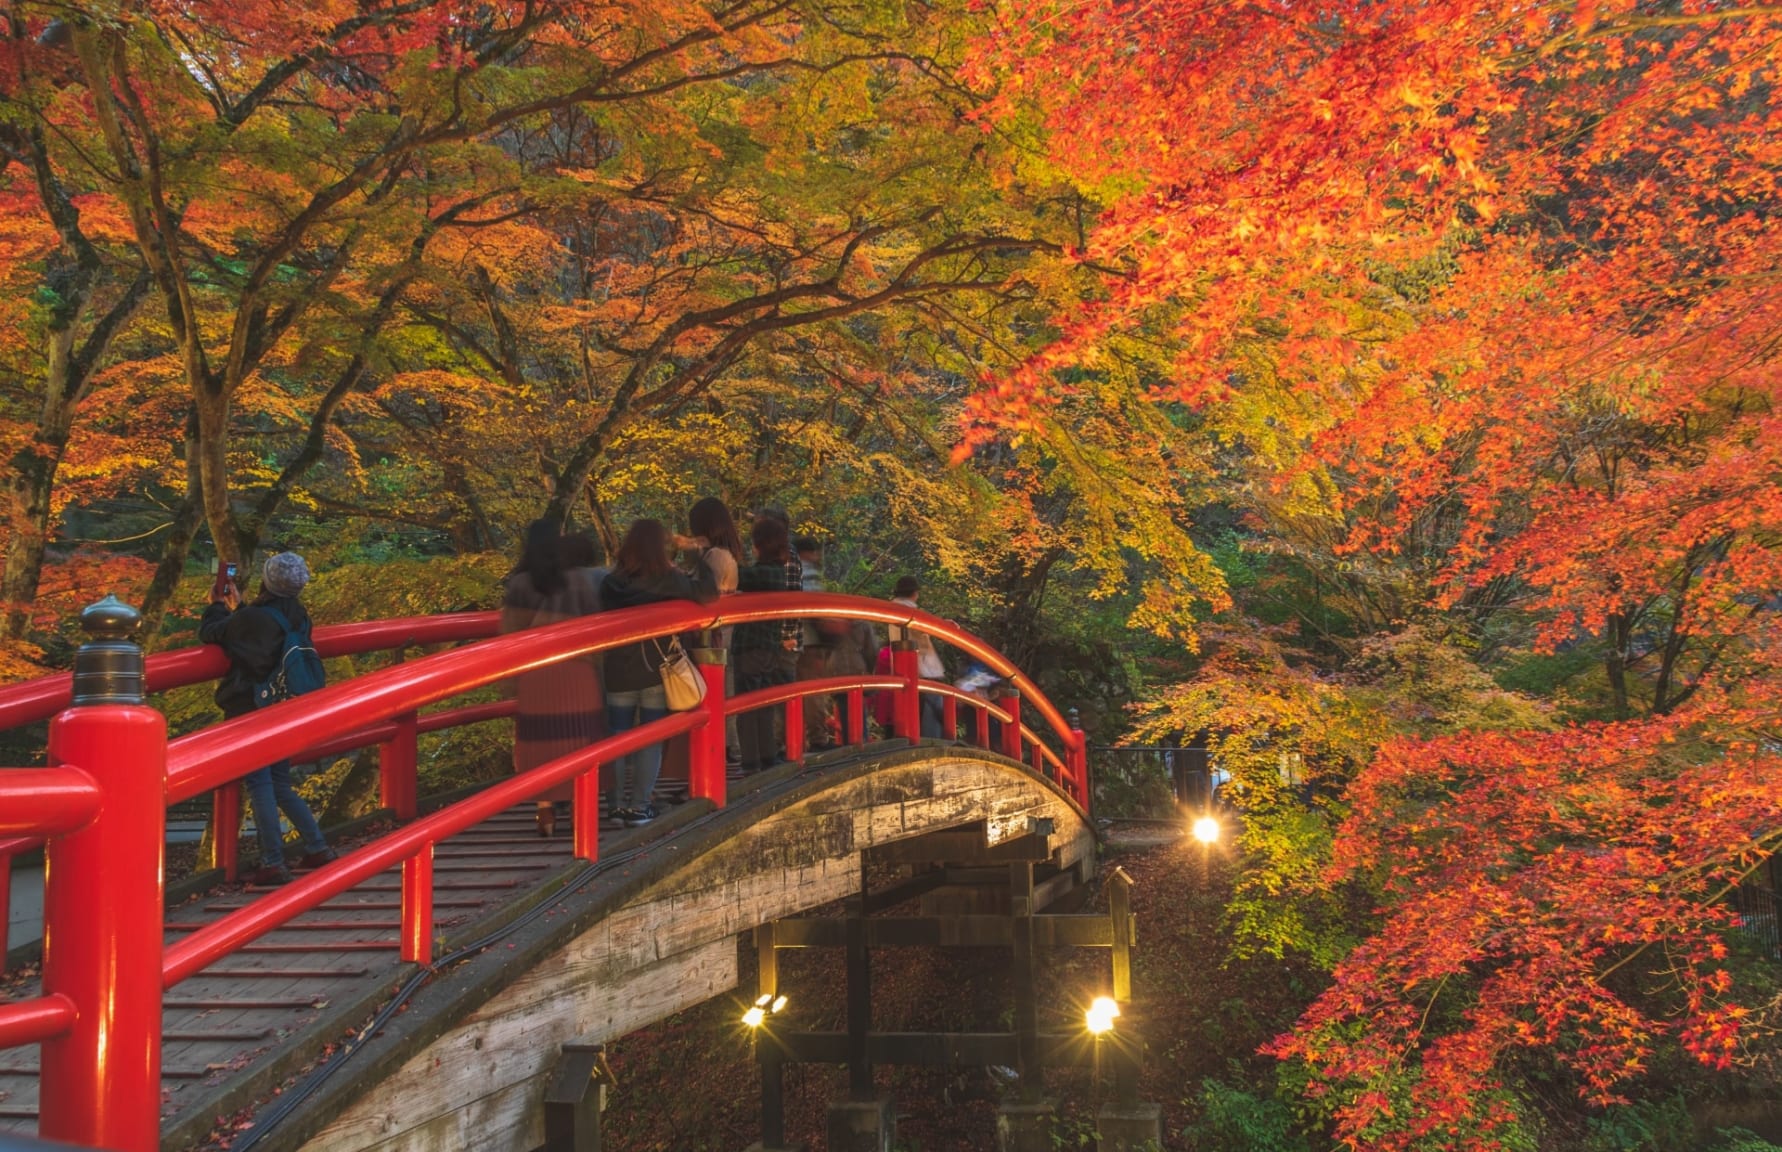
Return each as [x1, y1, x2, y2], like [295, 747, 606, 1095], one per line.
[210, 558, 239, 603]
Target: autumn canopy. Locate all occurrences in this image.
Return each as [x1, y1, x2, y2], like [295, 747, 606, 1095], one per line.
[2, 0, 1780, 1148]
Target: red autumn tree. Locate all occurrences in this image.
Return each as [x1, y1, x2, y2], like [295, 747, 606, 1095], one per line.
[974, 0, 1782, 1144]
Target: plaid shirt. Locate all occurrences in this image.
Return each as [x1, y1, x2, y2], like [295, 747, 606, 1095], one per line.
[782, 555, 803, 650]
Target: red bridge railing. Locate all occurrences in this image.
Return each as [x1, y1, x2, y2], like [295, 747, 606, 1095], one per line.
[0, 592, 1087, 1151]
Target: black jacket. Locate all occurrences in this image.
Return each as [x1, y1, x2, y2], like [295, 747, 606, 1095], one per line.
[733, 562, 791, 655]
[597, 565, 717, 693]
[199, 596, 312, 717]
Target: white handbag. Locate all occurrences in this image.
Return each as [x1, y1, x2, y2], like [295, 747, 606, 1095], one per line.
[653, 637, 706, 712]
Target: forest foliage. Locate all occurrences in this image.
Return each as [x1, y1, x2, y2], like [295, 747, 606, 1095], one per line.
[2, 1, 1781, 1149]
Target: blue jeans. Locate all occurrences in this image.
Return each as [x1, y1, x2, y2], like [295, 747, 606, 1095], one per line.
[920, 693, 945, 740]
[606, 686, 669, 811]
[244, 761, 326, 869]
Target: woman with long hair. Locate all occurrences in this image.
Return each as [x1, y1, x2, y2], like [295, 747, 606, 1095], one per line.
[686, 496, 743, 770]
[501, 519, 605, 837]
[598, 518, 717, 826]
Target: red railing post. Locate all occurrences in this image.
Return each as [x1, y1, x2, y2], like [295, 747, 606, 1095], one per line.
[892, 643, 920, 744]
[997, 693, 1022, 761]
[380, 710, 419, 821]
[784, 695, 804, 764]
[1073, 733, 1091, 808]
[974, 703, 991, 749]
[1068, 708, 1089, 810]
[942, 695, 957, 742]
[0, 846, 10, 976]
[846, 688, 865, 746]
[41, 596, 164, 1152]
[689, 650, 728, 807]
[573, 766, 600, 862]
[401, 844, 433, 965]
[213, 781, 241, 882]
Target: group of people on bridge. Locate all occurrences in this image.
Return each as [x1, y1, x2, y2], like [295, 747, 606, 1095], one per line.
[200, 500, 1005, 881]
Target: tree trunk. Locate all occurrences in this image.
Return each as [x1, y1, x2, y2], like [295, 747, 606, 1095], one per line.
[2, 426, 68, 640]
[1605, 610, 1632, 721]
[195, 391, 241, 565]
[137, 420, 205, 647]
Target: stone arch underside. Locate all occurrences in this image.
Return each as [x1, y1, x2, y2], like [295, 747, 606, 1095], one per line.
[295, 749, 1094, 1152]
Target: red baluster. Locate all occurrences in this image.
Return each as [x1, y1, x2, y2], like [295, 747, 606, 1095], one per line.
[689, 653, 728, 807]
[0, 847, 9, 976]
[997, 693, 1022, 761]
[942, 695, 957, 742]
[213, 781, 241, 882]
[380, 709, 419, 821]
[401, 844, 433, 964]
[892, 644, 920, 744]
[975, 704, 990, 749]
[784, 695, 804, 764]
[573, 767, 600, 862]
[1073, 732, 1092, 809]
[846, 688, 865, 746]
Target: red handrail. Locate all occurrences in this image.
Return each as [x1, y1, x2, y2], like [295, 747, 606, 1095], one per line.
[0, 611, 500, 730]
[159, 593, 1081, 803]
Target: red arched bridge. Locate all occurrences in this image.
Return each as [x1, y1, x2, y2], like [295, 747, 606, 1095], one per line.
[0, 593, 1094, 1151]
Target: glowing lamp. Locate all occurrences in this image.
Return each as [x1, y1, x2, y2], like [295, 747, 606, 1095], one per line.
[1191, 815, 1220, 844]
[744, 991, 778, 1028]
[1085, 996, 1120, 1035]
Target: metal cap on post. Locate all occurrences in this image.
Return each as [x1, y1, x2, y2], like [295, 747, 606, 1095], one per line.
[72, 594, 144, 706]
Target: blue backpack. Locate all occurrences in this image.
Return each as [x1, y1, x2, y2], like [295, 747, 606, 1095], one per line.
[252, 606, 326, 708]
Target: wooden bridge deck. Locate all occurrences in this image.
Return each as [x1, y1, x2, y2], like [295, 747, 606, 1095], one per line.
[0, 803, 638, 1140]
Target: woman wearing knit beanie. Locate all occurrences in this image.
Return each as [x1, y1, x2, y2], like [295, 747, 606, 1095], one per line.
[198, 551, 337, 885]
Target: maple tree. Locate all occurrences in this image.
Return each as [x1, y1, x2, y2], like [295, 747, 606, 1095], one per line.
[973, 0, 1782, 1146]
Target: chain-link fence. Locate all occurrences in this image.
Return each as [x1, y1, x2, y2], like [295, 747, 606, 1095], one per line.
[1733, 867, 1780, 960]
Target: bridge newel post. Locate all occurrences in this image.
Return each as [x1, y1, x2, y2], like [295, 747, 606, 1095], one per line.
[41, 595, 165, 1152]
[690, 648, 728, 807]
[891, 642, 920, 744]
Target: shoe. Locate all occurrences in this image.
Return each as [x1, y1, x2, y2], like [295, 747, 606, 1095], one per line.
[622, 805, 657, 828]
[535, 806, 557, 838]
[725, 749, 743, 767]
[298, 848, 338, 869]
[252, 865, 292, 886]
